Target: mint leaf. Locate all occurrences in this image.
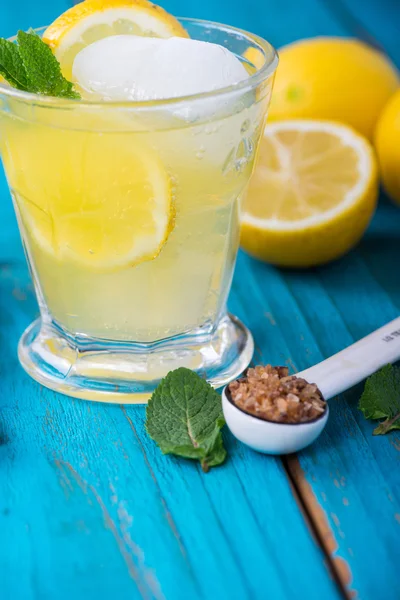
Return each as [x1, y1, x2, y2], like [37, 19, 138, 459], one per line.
[359, 364, 400, 435]
[201, 431, 227, 472]
[146, 368, 227, 472]
[0, 38, 29, 90]
[17, 30, 79, 99]
[0, 31, 79, 99]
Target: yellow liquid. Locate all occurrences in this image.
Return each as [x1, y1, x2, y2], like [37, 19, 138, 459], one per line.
[2, 101, 265, 343]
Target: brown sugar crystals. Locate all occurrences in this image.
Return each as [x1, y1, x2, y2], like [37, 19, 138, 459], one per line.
[228, 365, 327, 424]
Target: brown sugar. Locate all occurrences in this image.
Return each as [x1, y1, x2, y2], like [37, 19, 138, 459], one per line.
[228, 365, 326, 424]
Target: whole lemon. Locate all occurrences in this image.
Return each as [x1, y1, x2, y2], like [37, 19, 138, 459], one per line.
[375, 89, 400, 204]
[269, 37, 399, 140]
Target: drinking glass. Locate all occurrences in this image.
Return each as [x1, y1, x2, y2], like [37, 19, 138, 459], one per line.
[0, 19, 277, 402]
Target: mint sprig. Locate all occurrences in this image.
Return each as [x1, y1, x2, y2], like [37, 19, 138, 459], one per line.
[0, 38, 29, 90]
[359, 364, 400, 435]
[146, 368, 227, 472]
[0, 30, 80, 99]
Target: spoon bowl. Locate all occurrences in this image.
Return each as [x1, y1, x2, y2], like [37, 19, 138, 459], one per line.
[222, 386, 329, 455]
[222, 316, 400, 455]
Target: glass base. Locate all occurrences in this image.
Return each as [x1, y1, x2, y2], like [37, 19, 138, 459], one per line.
[18, 314, 254, 404]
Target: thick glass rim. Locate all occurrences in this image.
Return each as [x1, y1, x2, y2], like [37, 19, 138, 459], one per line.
[0, 17, 278, 110]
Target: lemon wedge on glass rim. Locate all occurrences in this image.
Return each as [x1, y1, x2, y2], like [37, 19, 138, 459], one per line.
[43, 0, 189, 80]
[241, 120, 378, 267]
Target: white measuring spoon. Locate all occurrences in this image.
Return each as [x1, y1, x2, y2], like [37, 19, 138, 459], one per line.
[222, 316, 400, 455]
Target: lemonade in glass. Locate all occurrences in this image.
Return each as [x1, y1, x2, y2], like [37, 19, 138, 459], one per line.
[0, 5, 277, 402]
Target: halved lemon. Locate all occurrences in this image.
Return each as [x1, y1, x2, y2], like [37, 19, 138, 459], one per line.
[241, 120, 378, 267]
[43, 0, 189, 79]
[4, 123, 173, 271]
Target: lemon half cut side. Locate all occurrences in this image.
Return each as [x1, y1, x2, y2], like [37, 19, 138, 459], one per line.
[241, 119, 378, 267]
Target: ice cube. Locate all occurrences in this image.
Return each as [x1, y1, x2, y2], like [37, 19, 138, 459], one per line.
[72, 34, 249, 102]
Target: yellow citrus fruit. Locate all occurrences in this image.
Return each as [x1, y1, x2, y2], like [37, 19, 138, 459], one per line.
[241, 120, 378, 267]
[269, 37, 399, 140]
[43, 0, 188, 79]
[2, 119, 173, 271]
[375, 88, 400, 204]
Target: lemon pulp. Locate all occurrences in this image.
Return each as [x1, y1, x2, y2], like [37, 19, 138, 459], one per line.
[43, 0, 189, 80]
[241, 120, 378, 267]
[3, 120, 172, 271]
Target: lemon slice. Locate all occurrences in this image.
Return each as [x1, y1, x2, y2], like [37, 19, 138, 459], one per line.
[243, 47, 264, 70]
[241, 120, 378, 267]
[12, 127, 173, 271]
[43, 0, 189, 80]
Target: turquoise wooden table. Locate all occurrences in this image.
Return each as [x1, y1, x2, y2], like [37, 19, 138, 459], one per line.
[1, 1, 400, 598]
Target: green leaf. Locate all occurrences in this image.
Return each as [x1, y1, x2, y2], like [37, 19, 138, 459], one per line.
[0, 30, 79, 99]
[359, 364, 400, 435]
[0, 38, 29, 91]
[146, 368, 227, 472]
[201, 430, 227, 472]
[17, 30, 80, 99]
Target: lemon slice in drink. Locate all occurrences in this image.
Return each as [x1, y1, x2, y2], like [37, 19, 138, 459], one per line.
[43, 0, 189, 80]
[241, 120, 378, 267]
[12, 128, 173, 271]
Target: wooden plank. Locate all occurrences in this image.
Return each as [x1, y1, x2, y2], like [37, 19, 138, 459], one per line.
[272, 0, 400, 592]
[234, 252, 400, 598]
[164, 0, 345, 46]
[225, 1, 400, 595]
[0, 262, 341, 600]
[321, 0, 400, 64]
[250, 232, 400, 598]
[284, 456, 353, 596]
[1, 0, 71, 37]
[2, 0, 399, 598]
